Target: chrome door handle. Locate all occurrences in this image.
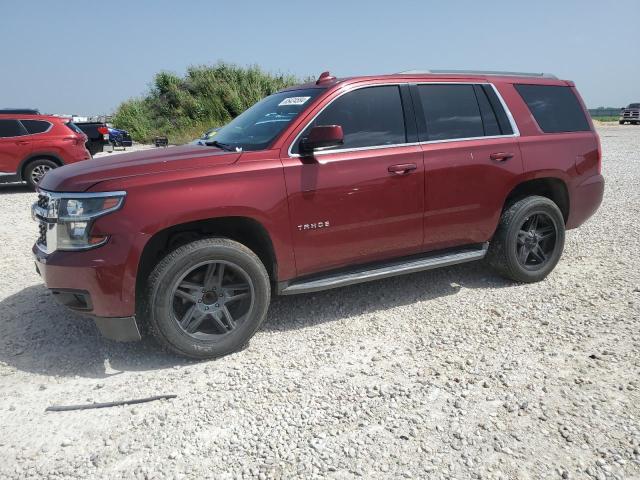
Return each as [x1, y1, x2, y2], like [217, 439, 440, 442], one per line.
[490, 152, 514, 162]
[388, 163, 417, 175]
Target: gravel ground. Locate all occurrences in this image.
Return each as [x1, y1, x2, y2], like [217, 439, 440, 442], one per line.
[0, 126, 638, 479]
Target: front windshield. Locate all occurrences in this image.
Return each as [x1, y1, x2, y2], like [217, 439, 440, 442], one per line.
[629, 103, 640, 109]
[208, 88, 322, 151]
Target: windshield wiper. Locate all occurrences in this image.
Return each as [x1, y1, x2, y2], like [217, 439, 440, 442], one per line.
[205, 140, 238, 152]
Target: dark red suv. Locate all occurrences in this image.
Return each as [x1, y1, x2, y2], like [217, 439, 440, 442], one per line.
[32, 70, 604, 358]
[0, 114, 90, 188]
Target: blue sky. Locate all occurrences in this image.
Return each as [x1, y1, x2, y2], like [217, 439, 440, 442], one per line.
[1, 0, 638, 114]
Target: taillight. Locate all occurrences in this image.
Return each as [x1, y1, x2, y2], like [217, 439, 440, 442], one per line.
[97, 126, 109, 135]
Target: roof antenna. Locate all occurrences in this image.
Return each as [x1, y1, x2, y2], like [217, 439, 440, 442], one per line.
[316, 71, 336, 85]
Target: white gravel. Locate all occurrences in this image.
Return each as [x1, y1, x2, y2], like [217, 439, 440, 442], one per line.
[0, 126, 639, 479]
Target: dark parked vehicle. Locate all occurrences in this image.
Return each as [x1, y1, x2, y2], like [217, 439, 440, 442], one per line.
[108, 128, 133, 148]
[33, 70, 604, 359]
[619, 103, 640, 124]
[74, 122, 111, 155]
[0, 113, 90, 188]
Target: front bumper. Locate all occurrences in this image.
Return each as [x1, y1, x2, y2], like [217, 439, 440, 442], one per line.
[33, 243, 142, 341]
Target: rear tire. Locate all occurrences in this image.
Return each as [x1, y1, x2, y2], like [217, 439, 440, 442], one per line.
[142, 238, 270, 359]
[24, 158, 57, 189]
[488, 196, 565, 283]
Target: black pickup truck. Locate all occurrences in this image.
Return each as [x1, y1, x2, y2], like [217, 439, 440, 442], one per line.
[619, 103, 640, 125]
[74, 122, 111, 155]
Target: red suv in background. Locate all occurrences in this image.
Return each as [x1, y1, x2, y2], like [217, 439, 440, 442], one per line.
[33, 70, 604, 359]
[0, 114, 90, 188]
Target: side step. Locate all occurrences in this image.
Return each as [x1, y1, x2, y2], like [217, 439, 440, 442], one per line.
[280, 243, 489, 295]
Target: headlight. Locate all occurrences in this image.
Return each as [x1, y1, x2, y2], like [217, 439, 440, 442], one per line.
[33, 191, 126, 252]
[56, 194, 125, 250]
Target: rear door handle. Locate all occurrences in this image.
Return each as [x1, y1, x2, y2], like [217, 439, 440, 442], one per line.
[16, 140, 29, 145]
[490, 152, 514, 162]
[388, 163, 417, 175]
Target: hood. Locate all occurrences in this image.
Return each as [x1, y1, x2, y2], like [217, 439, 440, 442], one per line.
[39, 144, 241, 192]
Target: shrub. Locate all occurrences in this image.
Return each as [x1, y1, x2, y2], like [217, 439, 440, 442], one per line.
[113, 62, 302, 144]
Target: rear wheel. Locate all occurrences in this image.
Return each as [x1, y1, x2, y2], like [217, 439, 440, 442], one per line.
[24, 158, 57, 189]
[488, 196, 565, 283]
[143, 238, 270, 359]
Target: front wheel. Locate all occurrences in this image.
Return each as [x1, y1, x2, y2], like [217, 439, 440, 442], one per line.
[488, 196, 565, 283]
[143, 238, 271, 359]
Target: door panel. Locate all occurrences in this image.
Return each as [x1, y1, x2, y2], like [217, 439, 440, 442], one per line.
[0, 120, 30, 173]
[282, 145, 424, 276]
[0, 137, 31, 173]
[421, 137, 523, 251]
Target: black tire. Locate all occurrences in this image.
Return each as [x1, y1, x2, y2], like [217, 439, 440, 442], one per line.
[142, 238, 270, 359]
[488, 196, 565, 283]
[24, 158, 58, 189]
[619, 121, 624, 125]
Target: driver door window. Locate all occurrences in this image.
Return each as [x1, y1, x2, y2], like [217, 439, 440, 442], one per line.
[293, 85, 407, 153]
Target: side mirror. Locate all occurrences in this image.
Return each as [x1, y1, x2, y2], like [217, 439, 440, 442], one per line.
[299, 125, 344, 155]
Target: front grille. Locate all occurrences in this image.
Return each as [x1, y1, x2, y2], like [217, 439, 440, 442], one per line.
[38, 222, 47, 247]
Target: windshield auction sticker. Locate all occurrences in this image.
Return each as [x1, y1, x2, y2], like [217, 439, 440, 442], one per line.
[278, 96, 311, 106]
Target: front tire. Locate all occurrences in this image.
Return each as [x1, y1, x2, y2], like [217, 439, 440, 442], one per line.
[24, 158, 57, 189]
[143, 238, 271, 359]
[488, 196, 565, 283]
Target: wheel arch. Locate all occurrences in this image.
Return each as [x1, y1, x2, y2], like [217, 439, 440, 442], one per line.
[135, 216, 278, 308]
[18, 152, 64, 180]
[503, 177, 570, 223]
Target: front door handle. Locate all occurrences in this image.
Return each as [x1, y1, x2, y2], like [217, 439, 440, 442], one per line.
[388, 163, 417, 175]
[16, 140, 30, 146]
[490, 152, 514, 162]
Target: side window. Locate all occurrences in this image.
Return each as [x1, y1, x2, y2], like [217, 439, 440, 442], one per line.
[417, 84, 484, 141]
[0, 119, 26, 138]
[295, 85, 406, 152]
[20, 120, 51, 134]
[474, 85, 501, 136]
[514, 84, 590, 133]
[481, 85, 514, 135]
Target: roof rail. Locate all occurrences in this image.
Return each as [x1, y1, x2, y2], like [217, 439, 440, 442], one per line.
[396, 69, 558, 79]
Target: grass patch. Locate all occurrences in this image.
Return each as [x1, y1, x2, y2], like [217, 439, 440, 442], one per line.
[591, 116, 620, 122]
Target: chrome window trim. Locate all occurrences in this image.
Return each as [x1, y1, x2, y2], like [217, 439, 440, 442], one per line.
[287, 81, 520, 158]
[487, 83, 520, 137]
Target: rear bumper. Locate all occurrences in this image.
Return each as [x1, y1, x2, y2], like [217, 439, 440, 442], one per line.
[566, 174, 604, 229]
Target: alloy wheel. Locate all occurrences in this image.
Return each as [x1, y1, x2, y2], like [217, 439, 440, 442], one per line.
[170, 260, 254, 340]
[515, 212, 558, 270]
[31, 165, 52, 183]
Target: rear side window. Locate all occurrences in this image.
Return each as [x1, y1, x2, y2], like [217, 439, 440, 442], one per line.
[0, 119, 27, 138]
[295, 85, 406, 152]
[20, 119, 51, 134]
[515, 84, 590, 133]
[417, 84, 484, 141]
[66, 122, 84, 134]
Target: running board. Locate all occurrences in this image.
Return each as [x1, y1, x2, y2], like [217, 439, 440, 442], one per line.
[280, 243, 489, 295]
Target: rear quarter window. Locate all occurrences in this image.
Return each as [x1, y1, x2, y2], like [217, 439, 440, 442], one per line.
[515, 84, 590, 133]
[20, 119, 51, 134]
